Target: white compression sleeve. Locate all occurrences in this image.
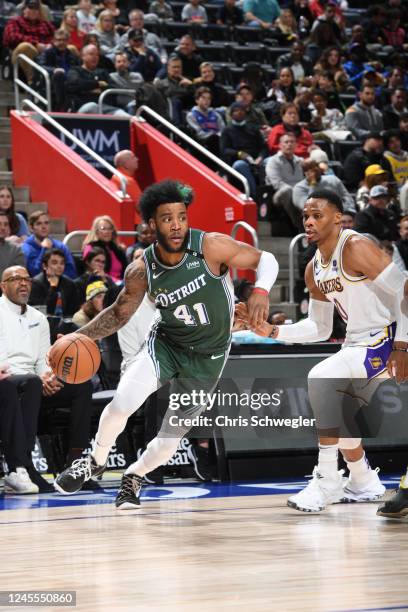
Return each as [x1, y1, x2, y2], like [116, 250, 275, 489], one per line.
[372, 263, 408, 343]
[277, 299, 334, 343]
[255, 251, 279, 292]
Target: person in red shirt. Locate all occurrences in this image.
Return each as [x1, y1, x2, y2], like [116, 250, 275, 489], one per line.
[111, 149, 141, 225]
[60, 8, 85, 54]
[3, 0, 54, 83]
[309, 0, 344, 27]
[267, 102, 314, 158]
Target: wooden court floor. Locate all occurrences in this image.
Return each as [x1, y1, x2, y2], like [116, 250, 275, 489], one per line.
[0, 484, 407, 612]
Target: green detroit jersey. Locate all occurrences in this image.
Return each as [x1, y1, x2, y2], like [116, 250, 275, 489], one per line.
[143, 229, 234, 353]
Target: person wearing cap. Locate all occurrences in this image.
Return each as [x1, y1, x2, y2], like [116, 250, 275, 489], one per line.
[354, 185, 399, 242]
[118, 9, 167, 64]
[345, 84, 383, 141]
[124, 28, 161, 83]
[72, 280, 108, 328]
[356, 163, 389, 210]
[343, 133, 393, 191]
[309, 148, 332, 175]
[3, 0, 55, 84]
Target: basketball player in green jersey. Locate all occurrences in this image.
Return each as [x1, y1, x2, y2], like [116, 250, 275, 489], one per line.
[55, 179, 279, 508]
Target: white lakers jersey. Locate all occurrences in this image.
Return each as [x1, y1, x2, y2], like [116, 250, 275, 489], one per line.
[312, 229, 396, 346]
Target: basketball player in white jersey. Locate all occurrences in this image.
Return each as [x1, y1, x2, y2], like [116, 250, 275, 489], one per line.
[237, 188, 408, 513]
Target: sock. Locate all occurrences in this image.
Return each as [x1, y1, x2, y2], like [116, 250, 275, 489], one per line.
[400, 466, 408, 489]
[92, 440, 111, 467]
[317, 444, 339, 478]
[126, 437, 180, 477]
[347, 453, 371, 483]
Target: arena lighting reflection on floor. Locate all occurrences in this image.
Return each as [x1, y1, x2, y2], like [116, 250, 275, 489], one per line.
[0, 478, 401, 511]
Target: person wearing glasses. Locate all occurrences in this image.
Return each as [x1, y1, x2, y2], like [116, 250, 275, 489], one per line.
[0, 212, 25, 279]
[22, 210, 77, 280]
[82, 215, 128, 283]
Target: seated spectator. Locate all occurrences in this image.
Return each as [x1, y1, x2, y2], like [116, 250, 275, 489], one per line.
[125, 28, 161, 82]
[276, 41, 314, 85]
[193, 62, 231, 108]
[97, 0, 128, 28]
[60, 8, 85, 53]
[394, 215, 408, 269]
[74, 246, 116, 303]
[307, 4, 344, 62]
[119, 9, 167, 64]
[72, 280, 107, 327]
[265, 132, 304, 231]
[267, 102, 313, 158]
[361, 5, 388, 53]
[227, 84, 269, 131]
[243, 0, 281, 28]
[82, 215, 127, 283]
[274, 8, 298, 44]
[91, 10, 120, 62]
[345, 84, 384, 140]
[342, 45, 380, 92]
[0, 213, 25, 278]
[3, 0, 54, 84]
[0, 186, 29, 245]
[216, 0, 244, 27]
[149, 0, 174, 21]
[126, 222, 156, 262]
[186, 87, 224, 155]
[182, 0, 208, 24]
[309, 0, 344, 26]
[354, 185, 399, 241]
[175, 35, 203, 81]
[155, 54, 194, 125]
[111, 149, 141, 209]
[82, 33, 114, 71]
[383, 88, 408, 130]
[220, 102, 268, 199]
[37, 29, 80, 111]
[267, 67, 297, 105]
[29, 248, 79, 317]
[383, 129, 408, 187]
[76, 0, 96, 34]
[341, 209, 356, 230]
[343, 133, 393, 191]
[22, 211, 77, 279]
[346, 24, 366, 53]
[315, 70, 345, 112]
[0, 265, 94, 490]
[382, 9, 406, 50]
[293, 159, 356, 212]
[314, 46, 349, 92]
[356, 164, 389, 210]
[109, 51, 143, 108]
[310, 89, 351, 142]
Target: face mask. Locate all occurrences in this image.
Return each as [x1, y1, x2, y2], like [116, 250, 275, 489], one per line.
[232, 119, 246, 126]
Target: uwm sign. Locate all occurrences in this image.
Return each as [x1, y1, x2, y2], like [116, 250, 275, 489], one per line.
[47, 115, 131, 177]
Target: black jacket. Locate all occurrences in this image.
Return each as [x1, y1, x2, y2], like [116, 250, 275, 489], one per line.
[354, 205, 399, 242]
[343, 148, 393, 191]
[383, 104, 404, 130]
[65, 66, 113, 110]
[38, 46, 80, 73]
[276, 53, 314, 77]
[220, 123, 267, 163]
[29, 272, 79, 317]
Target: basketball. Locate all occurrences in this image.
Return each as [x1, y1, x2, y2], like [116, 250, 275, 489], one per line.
[48, 333, 101, 384]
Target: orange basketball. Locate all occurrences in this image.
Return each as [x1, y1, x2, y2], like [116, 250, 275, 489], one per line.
[48, 333, 101, 384]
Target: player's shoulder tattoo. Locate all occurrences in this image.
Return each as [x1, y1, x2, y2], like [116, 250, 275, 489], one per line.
[125, 258, 147, 285]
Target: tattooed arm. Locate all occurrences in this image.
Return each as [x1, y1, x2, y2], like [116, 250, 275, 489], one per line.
[78, 258, 148, 341]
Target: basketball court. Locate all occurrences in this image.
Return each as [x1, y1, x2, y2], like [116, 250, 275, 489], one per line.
[1, 476, 407, 612]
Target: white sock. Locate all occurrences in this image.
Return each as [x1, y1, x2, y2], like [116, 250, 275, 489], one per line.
[317, 444, 339, 478]
[347, 453, 371, 483]
[126, 437, 181, 477]
[92, 440, 111, 467]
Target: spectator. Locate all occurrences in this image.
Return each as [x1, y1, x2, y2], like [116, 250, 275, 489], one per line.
[274, 8, 298, 44]
[91, 10, 120, 62]
[74, 246, 116, 304]
[149, 0, 174, 21]
[382, 9, 406, 50]
[60, 8, 85, 53]
[97, 0, 128, 28]
[119, 9, 167, 64]
[356, 164, 389, 210]
[276, 41, 314, 85]
[154, 54, 194, 125]
[111, 149, 141, 207]
[125, 28, 161, 82]
[126, 222, 156, 262]
[309, 0, 344, 26]
[383, 88, 408, 130]
[29, 248, 79, 317]
[293, 159, 356, 212]
[175, 34, 203, 80]
[243, 0, 281, 28]
[265, 132, 304, 231]
[3, 0, 54, 84]
[383, 129, 408, 187]
[181, 0, 208, 24]
[193, 62, 230, 108]
[187, 87, 224, 154]
[72, 280, 107, 327]
[227, 84, 269, 130]
[0, 186, 29, 245]
[310, 89, 351, 142]
[343, 133, 393, 191]
[220, 102, 267, 199]
[308, 3, 344, 60]
[267, 102, 314, 158]
[361, 5, 388, 52]
[315, 70, 345, 112]
[109, 51, 143, 108]
[216, 0, 244, 27]
[267, 67, 297, 105]
[0, 265, 94, 488]
[341, 209, 356, 229]
[394, 215, 408, 269]
[22, 211, 77, 279]
[0, 213, 25, 278]
[347, 24, 366, 52]
[354, 185, 399, 241]
[37, 29, 80, 111]
[82, 215, 128, 283]
[76, 0, 96, 34]
[82, 32, 114, 71]
[314, 46, 349, 92]
[345, 84, 383, 140]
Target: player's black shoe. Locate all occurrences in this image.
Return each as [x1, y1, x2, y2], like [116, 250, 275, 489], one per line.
[54, 455, 106, 495]
[187, 444, 212, 481]
[377, 486, 408, 518]
[115, 474, 143, 510]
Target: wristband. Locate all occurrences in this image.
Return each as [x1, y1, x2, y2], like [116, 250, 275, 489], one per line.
[252, 287, 268, 296]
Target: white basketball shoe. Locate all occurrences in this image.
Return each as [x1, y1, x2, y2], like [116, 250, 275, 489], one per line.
[4, 467, 39, 494]
[341, 467, 385, 503]
[287, 467, 345, 512]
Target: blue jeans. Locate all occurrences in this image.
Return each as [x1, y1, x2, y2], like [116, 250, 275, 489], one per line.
[232, 160, 257, 199]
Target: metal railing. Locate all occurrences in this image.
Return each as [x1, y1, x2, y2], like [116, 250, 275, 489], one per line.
[14, 54, 51, 111]
[63, 230, 137, 251]
[288, 233, 306, 304]
[98, 88, 136, 114]
[230, 221, 258, 280]
[20, 99, 128, 198]
[135, 105, 251, 200]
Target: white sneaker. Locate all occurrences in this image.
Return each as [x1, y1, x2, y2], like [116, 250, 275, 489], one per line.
[287, 467, 345, 512]
[342, 467, 385, 503]
[4, 467, 39, 494]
